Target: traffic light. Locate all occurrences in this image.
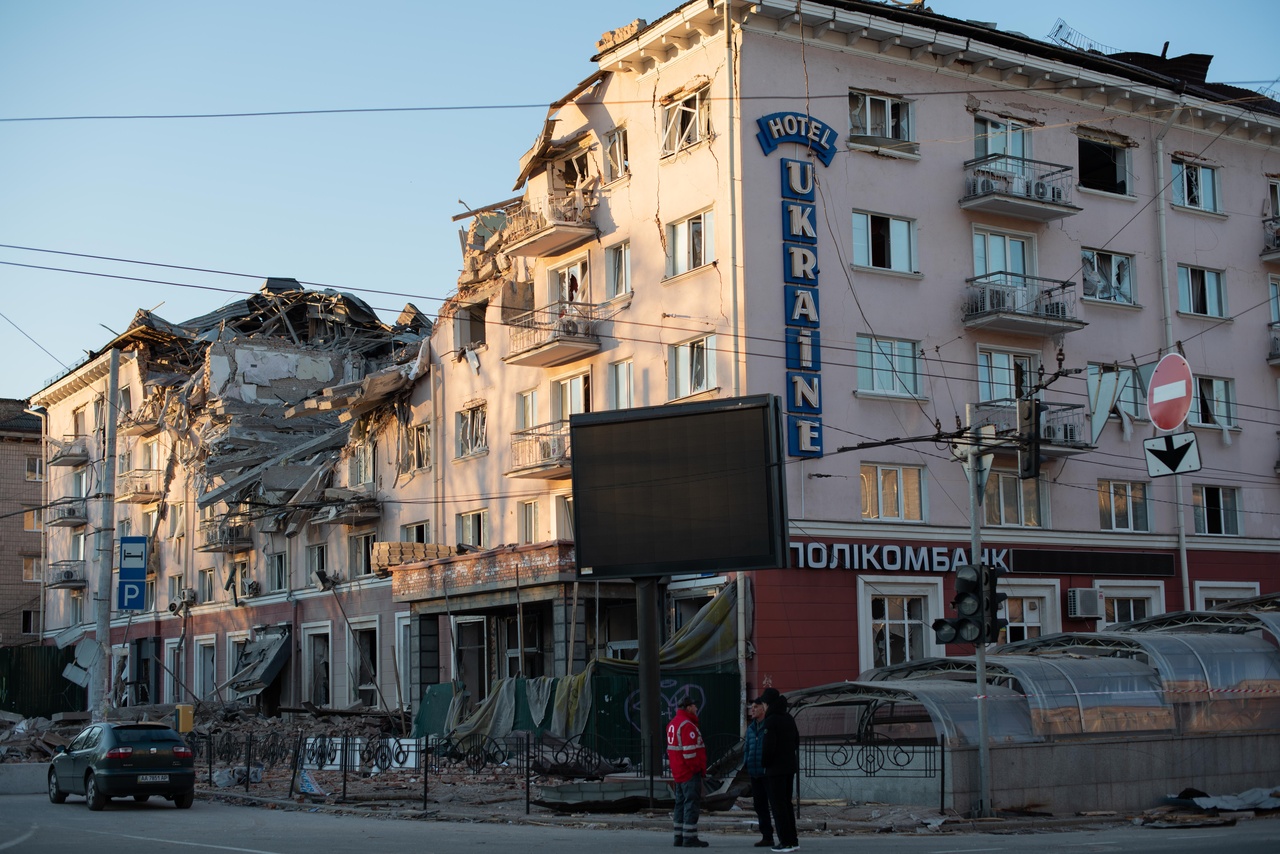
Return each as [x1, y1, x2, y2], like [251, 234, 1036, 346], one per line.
[1017, 398, 1042, 480]
[932, 564, 984, 644]
[980, 564, 1009, 644]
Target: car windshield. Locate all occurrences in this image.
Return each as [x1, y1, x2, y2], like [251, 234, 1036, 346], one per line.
[114, 728, 181, 744]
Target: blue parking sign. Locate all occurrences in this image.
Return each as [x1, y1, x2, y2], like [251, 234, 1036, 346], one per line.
[117, 578, 145, 611]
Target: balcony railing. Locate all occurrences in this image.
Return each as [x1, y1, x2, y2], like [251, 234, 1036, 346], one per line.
[49, 434, 91, 467]
[502, 193, 597, 257]
[48, 560, 87, 589]
[47, 497, 89, 527]
[974, 398, 1092, 458]
[117, 408, 162, 437]
[116, 469, 163, 503]
[963, 273, 1086, 336]
[508, 421, 572, 478]
[1263, 216, 1280, 263]
[505, 301, 601, 368]
[1269, 322, 1280, 367]
[196, 516, 254, 552]
[960, 155, 1081, 222]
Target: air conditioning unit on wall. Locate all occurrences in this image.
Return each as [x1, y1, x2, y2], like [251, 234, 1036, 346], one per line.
[179, 587, 198, 605]
[1067, 588, 1104, 619]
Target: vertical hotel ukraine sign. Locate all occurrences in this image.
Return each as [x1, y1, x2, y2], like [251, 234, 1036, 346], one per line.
[756, 112, 839, 457]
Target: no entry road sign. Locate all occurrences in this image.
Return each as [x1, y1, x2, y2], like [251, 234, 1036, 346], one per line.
[1148, 353, 1193, 432]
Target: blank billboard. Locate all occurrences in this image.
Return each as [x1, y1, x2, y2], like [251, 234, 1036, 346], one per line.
[570, 394, 788, 579]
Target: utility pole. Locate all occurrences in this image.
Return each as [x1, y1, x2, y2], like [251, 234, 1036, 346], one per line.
[964, 404, 993, 819]
[92, 348, 120, 719]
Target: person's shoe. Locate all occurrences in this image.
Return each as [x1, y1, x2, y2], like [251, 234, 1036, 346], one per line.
[770, 846, 798, 853]
[673, 837, 683, 847]
[754, 841, 774, 848]
[683, 839, 709, 848]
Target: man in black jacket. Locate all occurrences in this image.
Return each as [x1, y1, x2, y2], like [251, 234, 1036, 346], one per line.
[756, 687, 799, 853]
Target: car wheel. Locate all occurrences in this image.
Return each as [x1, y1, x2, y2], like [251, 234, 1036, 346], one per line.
[133, 794, 150, 802]
[48, 769, 67, 804]
[85, 772, 107, 811]
[173, 789, 194, 810]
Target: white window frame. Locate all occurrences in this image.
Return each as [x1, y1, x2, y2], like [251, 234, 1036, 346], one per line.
[396, 612, 413, 711]
[984, 470, 1042, 528]
[604, 127, 629, 182]
[1177, 264, 1226, 317]
[670, 335, 717, 399]
[23, 556, 41, 582]
[516, 389, 539, 431]
[1077, 136, 1130, 195]
[457, 509, 488, 550]
[1194, 581, 1259, 610]
[349, 531, 375, 577]
[555, 493, 574, 541]
[25, 456, 43, 482]
[1270, 275, 1280, 324]
[860, 463, 924, 522]
[665, 210, 714, 277]
[856, 334, 921, 397]
[163, 638, 183, 703]
[1098, 480, 1150, 532]
[974, 116, 1028, 159]
[554, 372, 590, 420]
[1081, 249, 1134, 304]
[197, 567, 215, 604]
[306, 544, 327, 584]
[300, 622, 333, 708]
[973, 227, 1032, 284]
[1172, 160, 1219, 212]
[605, 241, 631, 299]
[848, 90, 912, 142]
[346, 616, 380, 708]
[1189, 376, 1236, 428]
[409, 424, 430, 470]
[856, 576, 945, 673]
[519, 500, 538, 545]
[402, 522, 429, 543]
[456, 404, 488, 458]
[552, 257, 589, 304]
[977, 348, 1036, 402]
[852, 211, 916, 273]
[661, 85, 710, 155]
[1093, 581, 1164, 629]
[23, 507, 42, 532]
[1191, 484, 1241, 536]
[995, 579, 1061, 645]
[266, 551, 288, 592]
[349, 441, 375, 487]
[194, 634, 217, 700]
[609, 360, 633, 410]
[456, 299, 487, 350]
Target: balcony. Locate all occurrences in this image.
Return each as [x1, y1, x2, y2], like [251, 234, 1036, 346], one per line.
[507, 421, 572, 479]
[1263, 217, 1280, 264]
[116, 469, 163, 504]
[1269, 322, 1280, 367]
[963, 274, 1086, 337]
[502, 194, 597, 258]
[47, 560, 87, 589]
[47, 498, 88, 527]
[117, 409, 162, 437]
[196, 516, 254, 552]
[960, 155, 1082, 222]
[49, 434, 90, 467]
[504, 301, 601, 368]
[974, 398, 1092, 459]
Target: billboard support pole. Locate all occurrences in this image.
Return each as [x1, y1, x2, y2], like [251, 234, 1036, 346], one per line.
[636, 577, 663, 801]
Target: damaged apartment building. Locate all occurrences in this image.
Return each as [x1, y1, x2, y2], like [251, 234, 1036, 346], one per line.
[26, 0, 1280, 742]
[31, 281, 433, 714]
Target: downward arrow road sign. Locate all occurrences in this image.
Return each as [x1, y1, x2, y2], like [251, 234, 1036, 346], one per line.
[1143, 432, 1202, 477]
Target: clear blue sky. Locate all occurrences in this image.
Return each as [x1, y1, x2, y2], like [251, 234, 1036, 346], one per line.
[0, 0, 1272, 400]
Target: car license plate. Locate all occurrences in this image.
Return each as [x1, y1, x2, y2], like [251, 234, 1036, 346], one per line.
[137, 774, 169, 783]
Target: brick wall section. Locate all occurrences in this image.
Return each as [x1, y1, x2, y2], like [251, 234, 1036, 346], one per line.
[0, 402, 44, 646]
[393, 540, 577, 603]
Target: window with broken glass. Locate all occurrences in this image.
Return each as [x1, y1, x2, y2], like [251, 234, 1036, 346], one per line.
[456, 509, 488, 550]
[349, 532, 375, 577]
[553, 258, 589, 304]
[234, 558, 252, 597]
[197, 567, 215, 604]
[402, 522, 429, 543]
[996, 597, 1043, 643]
[1172, 159, 1219, 212]
[606, 241, 630, 299]
[1177, 264, 1226, 317]
[1081, 249, 1133, 304]
[848, 91, 914, 150]
[456, 405, 487, 458]
[665, 210, 714, 277]
[1190, 376, 1236, 428]
[670, 335, 716, 399]
[349, 441, 375, 486]
[870, 594, 927, 668]
[457, 300, 487, 349]
[409, 423, 430, 470]
[661, 86, 711, 155]
[1086, 364, 1146, 421]
[604, 127, 629, 182]
[1078, 136, 1130, 195]
[266, 552, 288, 592]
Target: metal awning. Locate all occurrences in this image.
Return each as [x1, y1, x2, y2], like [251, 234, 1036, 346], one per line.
[226, 626, 291, 698]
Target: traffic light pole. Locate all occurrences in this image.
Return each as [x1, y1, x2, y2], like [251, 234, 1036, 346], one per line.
[967, 432, 993, 819]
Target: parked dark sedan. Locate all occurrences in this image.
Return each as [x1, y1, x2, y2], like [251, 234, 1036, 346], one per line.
[48, 721, 196, 810]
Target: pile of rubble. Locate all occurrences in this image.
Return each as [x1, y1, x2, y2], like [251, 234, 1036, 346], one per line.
[0, 711, 82, 763]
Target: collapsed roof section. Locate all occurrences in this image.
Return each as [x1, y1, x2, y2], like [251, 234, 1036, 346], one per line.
[95, 281, 432, 526]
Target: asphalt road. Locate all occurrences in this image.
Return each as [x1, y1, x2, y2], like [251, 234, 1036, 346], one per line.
[2, 794, 1279, 854]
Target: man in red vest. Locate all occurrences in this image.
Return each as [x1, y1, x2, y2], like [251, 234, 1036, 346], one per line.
[666, 695, 709, 847]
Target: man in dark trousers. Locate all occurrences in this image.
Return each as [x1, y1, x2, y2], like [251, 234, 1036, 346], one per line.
[743, 697, 774, 847]
[757, 687, 799, 853]
[667, 695, 709, 847]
